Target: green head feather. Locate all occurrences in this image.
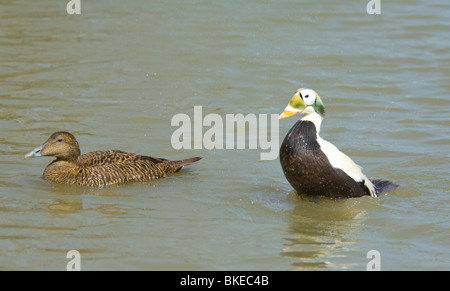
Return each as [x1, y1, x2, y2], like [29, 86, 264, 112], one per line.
[288, 88, 326, 118]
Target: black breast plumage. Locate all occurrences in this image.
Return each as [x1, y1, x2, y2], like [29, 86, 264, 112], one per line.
[279, 120, 372, 199]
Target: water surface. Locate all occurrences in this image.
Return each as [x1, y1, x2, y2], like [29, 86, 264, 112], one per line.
[0, 0, 449, 270]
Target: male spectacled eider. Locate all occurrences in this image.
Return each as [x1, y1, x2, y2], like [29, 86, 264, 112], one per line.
[279, 88, 398, 199]
[25, 132, 202, 187]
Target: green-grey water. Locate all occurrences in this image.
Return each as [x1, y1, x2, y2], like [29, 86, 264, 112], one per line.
[0, 0, 449, 270]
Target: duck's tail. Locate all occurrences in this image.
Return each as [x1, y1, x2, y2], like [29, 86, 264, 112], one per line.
[178, 156, 202, 167]
[161, 156, 202, 174]
[371, 179, 399, 196]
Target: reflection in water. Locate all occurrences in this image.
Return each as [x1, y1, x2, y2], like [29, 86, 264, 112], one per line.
[282, 192, 367, 270]
[48, 198, 83, 213]
[46, 182, 150, 217]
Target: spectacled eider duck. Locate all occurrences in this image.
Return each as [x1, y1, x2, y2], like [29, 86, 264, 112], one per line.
[279, 88, 398, 199]
[25, 131, 201, 187]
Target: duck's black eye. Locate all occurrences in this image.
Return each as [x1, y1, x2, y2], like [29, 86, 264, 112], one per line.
[57, 139, 63, 142]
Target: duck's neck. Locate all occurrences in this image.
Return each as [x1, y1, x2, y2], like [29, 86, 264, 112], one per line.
[300, 112, 323, 136]
[55, 156, 79, 165]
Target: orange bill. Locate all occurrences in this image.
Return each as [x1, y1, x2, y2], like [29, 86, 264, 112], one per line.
[278, 110, 298, 119]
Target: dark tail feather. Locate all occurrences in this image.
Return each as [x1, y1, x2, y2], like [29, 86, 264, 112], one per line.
[161, 157, 202, 174]
[177, 157, 202, 169]
[371, 179, 399, 196]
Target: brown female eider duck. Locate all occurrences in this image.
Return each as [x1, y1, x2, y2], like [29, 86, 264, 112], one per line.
[279, 88, 398, 199]
[25, 131, 201, 187]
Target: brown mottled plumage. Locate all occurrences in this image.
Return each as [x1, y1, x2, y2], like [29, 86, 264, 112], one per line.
[25, 132, 201, 187]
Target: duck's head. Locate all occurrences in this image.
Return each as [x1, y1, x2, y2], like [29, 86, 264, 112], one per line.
[279, 88, 325, 119]
[25, 132, 81, 161]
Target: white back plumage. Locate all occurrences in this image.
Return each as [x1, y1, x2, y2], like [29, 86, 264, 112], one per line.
[302, 112, 377, 197]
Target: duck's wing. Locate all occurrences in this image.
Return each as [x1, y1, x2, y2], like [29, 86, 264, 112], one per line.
[75, 156, 201, 186]
[317, 137, 377, 197]
[78, 150, 166, 167]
